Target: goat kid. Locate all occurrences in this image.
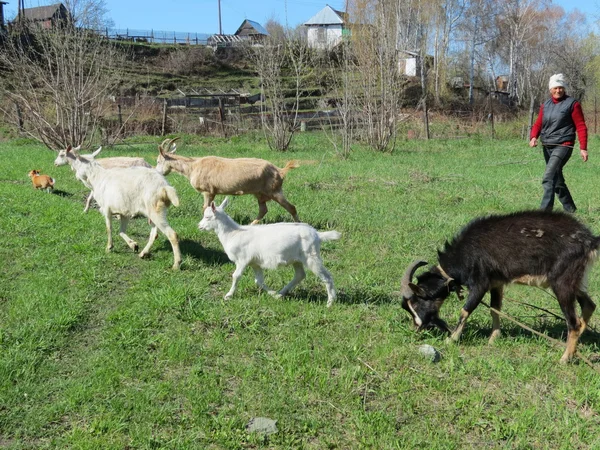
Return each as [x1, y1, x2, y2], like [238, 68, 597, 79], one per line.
[54, 145, 152, 212]
[28, 170, 55, 193]
[401, 210, 600, 363]
[157, 138, 300, 224]
[198, 198, 340, 306]
[74, 153, 182, 270]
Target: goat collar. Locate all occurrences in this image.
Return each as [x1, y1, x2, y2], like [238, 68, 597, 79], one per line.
[436, 265, 464, 300]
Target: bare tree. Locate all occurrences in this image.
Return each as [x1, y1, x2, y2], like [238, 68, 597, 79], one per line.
[349, 0, 407, 152]
[250, 33, 314, 151]
[63, 0, 113, 29]
[0, 25, 126, 149]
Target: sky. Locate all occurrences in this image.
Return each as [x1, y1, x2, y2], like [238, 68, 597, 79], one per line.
[6, 0, 600, 35]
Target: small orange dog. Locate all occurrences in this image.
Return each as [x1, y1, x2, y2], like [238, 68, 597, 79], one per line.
[28, 169, 55, 193]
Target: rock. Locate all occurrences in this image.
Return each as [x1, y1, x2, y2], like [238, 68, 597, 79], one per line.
[246, 417, 278, 435]
[418, 344, 441, 362]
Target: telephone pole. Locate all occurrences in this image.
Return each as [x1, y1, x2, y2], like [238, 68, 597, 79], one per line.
[218, 0, 222, 34]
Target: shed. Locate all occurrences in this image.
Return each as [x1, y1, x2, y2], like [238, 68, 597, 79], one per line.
[17, 3, 71, 29]
[397, 50, 433, 77]
[208, 19, 268, 49]
[304, 5, 348, 50]
[235, 19, 269, 42]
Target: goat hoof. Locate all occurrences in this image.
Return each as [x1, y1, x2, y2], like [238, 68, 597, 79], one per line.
[139, 251, 148, 259]
[133, 243, 139, 252]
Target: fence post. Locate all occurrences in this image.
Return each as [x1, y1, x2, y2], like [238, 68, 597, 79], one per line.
[161, 98, 168, 136]
[117, 103, 123, 134]
[15, 102, 23, 131]
[218, 97, 226, 137]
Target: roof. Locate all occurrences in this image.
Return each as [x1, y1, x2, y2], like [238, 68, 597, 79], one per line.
[20, 3, 65, 21]
[304, 5, 346, 26]
[235, 19, 269, 36]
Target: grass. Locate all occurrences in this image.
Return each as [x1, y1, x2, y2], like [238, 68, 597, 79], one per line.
[2, 131, 600, 448]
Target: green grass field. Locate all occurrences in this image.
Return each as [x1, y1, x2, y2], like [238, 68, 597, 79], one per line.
[2, 132, 600, 449]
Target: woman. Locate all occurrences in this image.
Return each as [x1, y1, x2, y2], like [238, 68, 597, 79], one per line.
[529, 73, 588, 213]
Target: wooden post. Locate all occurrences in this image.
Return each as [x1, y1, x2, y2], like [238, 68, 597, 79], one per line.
[488, 94, 495, 139]
[594, 96, 597, 135]
[161, 98, 168, 136]
[15, 102, 23, 131]
[528, 95, 535, 141]
[117, 104, 123, 134]
[218, 97, 226, 137]
[422, 98, 430, 140]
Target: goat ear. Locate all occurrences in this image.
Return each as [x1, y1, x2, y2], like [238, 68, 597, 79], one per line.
[92, 146, 102, 157]
[220, 197, 229, 209]
[66, 145, 72, 152]
[408, 282, 427, 298]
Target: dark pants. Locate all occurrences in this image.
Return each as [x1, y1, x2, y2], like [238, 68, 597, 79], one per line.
[540, 145, 576, 213]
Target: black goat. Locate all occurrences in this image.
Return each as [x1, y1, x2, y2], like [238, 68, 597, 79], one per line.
[401, 210, 600, 363]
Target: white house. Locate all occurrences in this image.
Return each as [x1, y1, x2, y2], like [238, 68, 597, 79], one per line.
[304, 5, 347, 50]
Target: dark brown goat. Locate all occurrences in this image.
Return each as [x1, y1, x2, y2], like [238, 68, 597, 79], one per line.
[401, 210, 600, 363]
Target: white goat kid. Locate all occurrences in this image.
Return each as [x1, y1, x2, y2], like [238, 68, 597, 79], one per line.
[74, 153, 182, 270]
[54, 145, 152, 212]
[199, 198, 340, 306]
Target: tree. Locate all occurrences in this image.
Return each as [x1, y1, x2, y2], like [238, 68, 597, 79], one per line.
[349, 0, 409, 152]
[249, 32, 314, 151]
[63, 0, 113, 29]
[0, 25, 126, 149]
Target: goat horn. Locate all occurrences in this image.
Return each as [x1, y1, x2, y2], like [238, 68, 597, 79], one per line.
[400, 260, 428, 298]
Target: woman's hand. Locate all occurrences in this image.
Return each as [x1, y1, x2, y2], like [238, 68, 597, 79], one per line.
[529, 137, 538, 147]
[581, 149, 588, 162]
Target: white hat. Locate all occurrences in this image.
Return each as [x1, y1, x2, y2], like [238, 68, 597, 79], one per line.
[549, 74, 567, 90]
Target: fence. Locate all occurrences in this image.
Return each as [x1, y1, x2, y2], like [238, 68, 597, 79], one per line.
[96, 28, 210, 45]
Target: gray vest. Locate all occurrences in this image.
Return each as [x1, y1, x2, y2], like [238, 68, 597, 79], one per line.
[540, 96, 576, 146]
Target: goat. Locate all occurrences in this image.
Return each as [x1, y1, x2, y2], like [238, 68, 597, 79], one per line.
[74, 153, 182, 270]
[198, 198, 340, 306]
[28, 170, 55, 193]
[54, 145, 152, 212]
[401, 210, 600, 363]
[156, 138, 300, 224]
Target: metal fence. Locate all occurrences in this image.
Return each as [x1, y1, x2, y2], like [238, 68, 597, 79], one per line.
[96, 28, 210, 45]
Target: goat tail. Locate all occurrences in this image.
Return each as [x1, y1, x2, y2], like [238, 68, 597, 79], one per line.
[163, 186, 180, 208]
[280, 160, 300, 178]
[49, 177, 55, 186]
[319, 230, 341, 242]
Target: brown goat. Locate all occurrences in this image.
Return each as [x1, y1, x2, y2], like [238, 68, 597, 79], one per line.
[156, 138, 300, 224]
[28, 170, 55, 193]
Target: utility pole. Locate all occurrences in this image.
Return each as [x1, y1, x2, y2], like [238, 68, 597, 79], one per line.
[218, 0, 222, 34]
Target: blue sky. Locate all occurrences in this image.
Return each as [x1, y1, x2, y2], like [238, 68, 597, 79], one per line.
[6, 0, 599, 35]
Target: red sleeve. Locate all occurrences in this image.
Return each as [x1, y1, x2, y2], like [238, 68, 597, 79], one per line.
[530, 104, 544, 139]
[572, 101, 588, 150]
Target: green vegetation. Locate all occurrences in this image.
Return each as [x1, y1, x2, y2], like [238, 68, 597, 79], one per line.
[2, 132, 600, 448]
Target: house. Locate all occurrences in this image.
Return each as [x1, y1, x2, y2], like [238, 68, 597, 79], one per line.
[207, 19, 269, 49]
[17, 3, 71, 29]
[304, 5, 348, 50]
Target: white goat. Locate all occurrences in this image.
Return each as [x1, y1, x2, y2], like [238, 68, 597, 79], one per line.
[156, 138, 300, 224]
[74, 153, 182, 270]
[198, 198, 340, 306]
[54, 145, 152, 212]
